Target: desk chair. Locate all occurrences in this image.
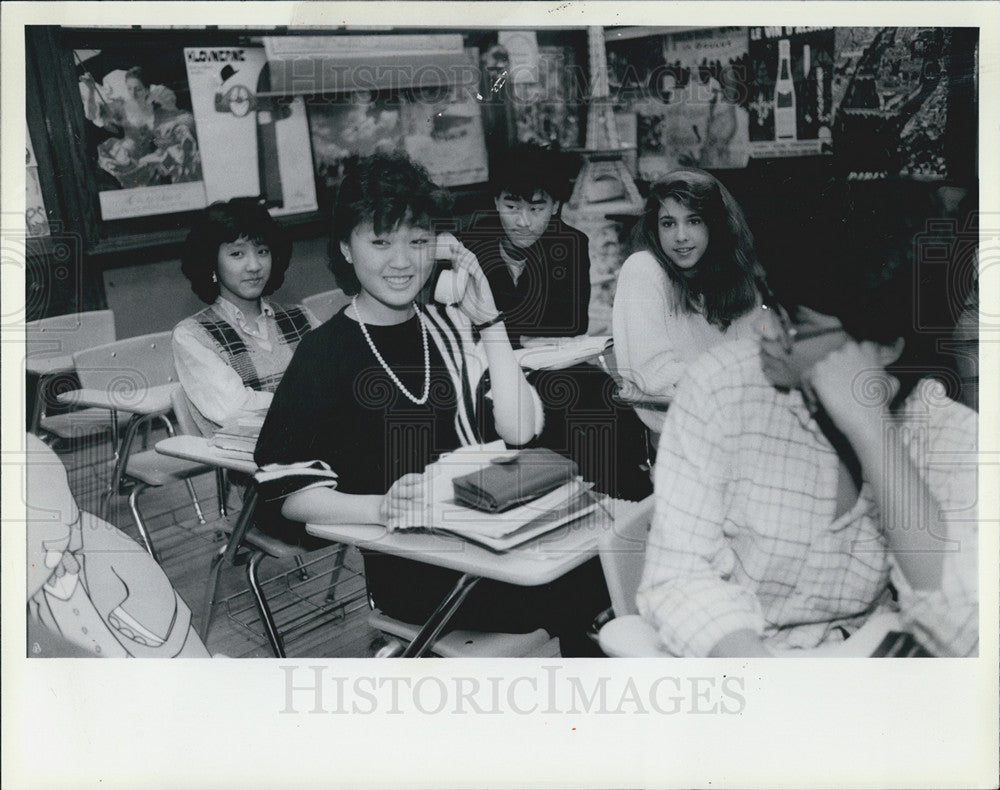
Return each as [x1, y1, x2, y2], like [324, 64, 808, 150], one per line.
[368, 610, 559, 658]
[301, 288, 351, 324]
[595, 497, 931, 658]
[71, 331, 206, 531]
[27, 309, 116, 440]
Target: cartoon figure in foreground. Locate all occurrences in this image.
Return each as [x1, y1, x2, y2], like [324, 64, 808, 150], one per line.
[26, 433, 209, 658]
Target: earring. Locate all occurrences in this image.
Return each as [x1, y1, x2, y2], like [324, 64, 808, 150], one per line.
[211, 272, 218, 283]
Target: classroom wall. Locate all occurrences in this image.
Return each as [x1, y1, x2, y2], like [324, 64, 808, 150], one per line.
[101, 236, 337, 339]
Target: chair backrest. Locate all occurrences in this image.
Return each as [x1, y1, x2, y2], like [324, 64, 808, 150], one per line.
[170, 386, 201, 437]
[72, 331, 176, 393]
[598, 495, 655, 617]
[301, 289, 351, 324]
[25, 309, 116, 360]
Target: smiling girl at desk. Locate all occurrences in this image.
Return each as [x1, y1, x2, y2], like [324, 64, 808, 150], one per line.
[254, 153, 609, 656]
[611, 169, 767, 434]
[172, 198, 319, 437]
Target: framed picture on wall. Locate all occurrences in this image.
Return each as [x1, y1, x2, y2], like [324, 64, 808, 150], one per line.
[74, 46, 208, 220]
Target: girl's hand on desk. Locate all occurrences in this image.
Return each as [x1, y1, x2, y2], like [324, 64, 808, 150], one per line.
[380, 472, 428, 527]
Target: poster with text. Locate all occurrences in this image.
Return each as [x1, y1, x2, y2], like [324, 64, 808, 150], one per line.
[608, 28, 750, 179]
[832, 27, 952, 180]
[185, 47, 317, 216]
[75, 48, 207, 220]
[747, 26, 835, 158]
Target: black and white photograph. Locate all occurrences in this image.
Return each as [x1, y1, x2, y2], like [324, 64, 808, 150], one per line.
[2, 3, 997, 789]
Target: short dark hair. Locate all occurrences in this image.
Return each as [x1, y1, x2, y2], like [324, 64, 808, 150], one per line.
[328, 153, 452, 296]
[181, 198, 292, 304]
[764, 180, 960, 407]
[488, 143, 575, 204]
[638, 169, 764, 328]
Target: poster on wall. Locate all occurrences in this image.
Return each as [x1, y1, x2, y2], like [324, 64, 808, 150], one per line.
[75, 48, 208, 220]
[747, 26, 836, 158]
[310, 85, 489, 191]
[402, 86, 490, 187]
[607, 27, 750, 179]
[831, 28, 952, 180]
[185, 47, 318, 216]
[26, 126, 50, 238]
[309, 93, 404, 191]
[511, 45, 583, 149]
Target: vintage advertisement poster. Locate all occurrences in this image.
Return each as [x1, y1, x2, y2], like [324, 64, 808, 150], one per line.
[511, 45, 583, 149]
[75, 47, 207, 220]
[832, 27, 953, 179]
[401, 85, 490, 187]
[184, 46, 317, 216]
[747, 26, 836, 158]
[607, 27, 750, 179]
[309, 93, 405, 191]
[311, 86, 489, 191]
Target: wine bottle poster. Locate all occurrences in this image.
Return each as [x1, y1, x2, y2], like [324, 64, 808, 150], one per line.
[747, 26, 835, 158]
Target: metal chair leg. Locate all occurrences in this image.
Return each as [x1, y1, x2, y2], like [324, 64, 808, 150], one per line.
[247, 551, 285, 657]
[216, 468, 228, 519]
[127, 482, 159, 562]
[184, 477, 207, 524]
[201, 544, 226, 642]
[293, 556, 309, 581]
[325, 543, 349, 602]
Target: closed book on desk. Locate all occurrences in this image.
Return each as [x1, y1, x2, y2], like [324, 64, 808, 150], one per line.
[210, 413, 266, 454]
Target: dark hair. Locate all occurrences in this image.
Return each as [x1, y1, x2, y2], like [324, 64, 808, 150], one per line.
[764, 180, 962, 408]
[638, 168, 763, 328]
[488, 143, 575, 205]
[181, 198, 292, 304]
[328, 152, 453, 296]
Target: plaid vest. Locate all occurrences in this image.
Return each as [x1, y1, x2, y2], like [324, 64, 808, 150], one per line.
[194, 303, 312, 392]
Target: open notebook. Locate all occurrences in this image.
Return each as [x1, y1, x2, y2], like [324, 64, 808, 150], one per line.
[387, 442, 603, 551]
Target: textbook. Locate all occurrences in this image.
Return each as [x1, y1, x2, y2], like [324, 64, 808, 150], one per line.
[209, 412, 266, 455]
[514, 335, 613, 371]
[386, 442, 601, 549]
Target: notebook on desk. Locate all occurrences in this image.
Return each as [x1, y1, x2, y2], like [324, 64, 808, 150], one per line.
[386, 443, 603, 550]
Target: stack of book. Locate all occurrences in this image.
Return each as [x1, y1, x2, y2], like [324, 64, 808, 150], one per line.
[209, 412, 266, 459]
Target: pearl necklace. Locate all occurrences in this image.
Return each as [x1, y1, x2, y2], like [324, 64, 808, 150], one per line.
[352, 296, 430, 405]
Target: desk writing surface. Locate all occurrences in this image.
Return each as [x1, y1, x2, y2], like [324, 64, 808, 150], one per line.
[307, 498, 644, 587]
[155, 435, 258, 475]
[26, 354, 75, 376]
[58, 382, 179, 415]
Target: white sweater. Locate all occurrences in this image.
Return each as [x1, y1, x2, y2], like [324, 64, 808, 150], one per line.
[611, 250, 765, 432]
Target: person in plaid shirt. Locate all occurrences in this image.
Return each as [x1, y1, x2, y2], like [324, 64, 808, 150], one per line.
[637, 185, 978, 657]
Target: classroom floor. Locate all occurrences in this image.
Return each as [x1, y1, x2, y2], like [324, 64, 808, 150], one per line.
[55, 425, 387, 658]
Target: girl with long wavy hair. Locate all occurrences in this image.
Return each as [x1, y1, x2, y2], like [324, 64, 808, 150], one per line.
[612, 168, 767, 432]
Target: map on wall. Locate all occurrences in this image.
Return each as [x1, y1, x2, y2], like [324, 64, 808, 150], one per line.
[831, 27, 953, 180]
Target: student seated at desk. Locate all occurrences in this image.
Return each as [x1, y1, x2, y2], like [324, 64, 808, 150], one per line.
[636, 186, 978, 657]
[612, 169, 766, 433]
[172, 198, 319, 437]
[460, 142, 590, 343]
[460, 143, 652, 501]
[254, 153, 610, 656]
[25, 433, 209, 657]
